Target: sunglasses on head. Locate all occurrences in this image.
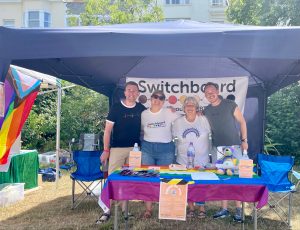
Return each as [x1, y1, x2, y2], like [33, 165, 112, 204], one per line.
[151, 94, 165, 101]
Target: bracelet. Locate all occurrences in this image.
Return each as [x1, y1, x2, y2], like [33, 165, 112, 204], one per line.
[103, 149, 110, 153]
[241, 138, 248, 143]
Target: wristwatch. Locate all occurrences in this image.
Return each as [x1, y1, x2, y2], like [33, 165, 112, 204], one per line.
[241, 138, 248, 143]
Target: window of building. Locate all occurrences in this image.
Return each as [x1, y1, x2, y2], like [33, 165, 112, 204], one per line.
[165, 0, 191, 5]
[211, 0, 224, 7]
[3, 19, 15, 28]
[25, 11, 51, 28]
[28, 11, 40, 27]
[44, 12, 51, 27]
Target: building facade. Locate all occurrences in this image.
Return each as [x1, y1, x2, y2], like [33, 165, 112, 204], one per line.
[158, 0, 228, 23]
[0, 0, 66, 28]
[0, 0, 228, 28]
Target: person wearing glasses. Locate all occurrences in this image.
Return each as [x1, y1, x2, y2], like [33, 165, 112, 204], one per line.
[172, 96, 211, 219]
[141, 90, 179, 219]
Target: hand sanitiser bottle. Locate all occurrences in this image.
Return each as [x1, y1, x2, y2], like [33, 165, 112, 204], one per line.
[242, 149, 249, 159]
[133, 143, 139, 152]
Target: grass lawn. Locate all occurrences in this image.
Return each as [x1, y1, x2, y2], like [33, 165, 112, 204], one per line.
[0, 171, 300, 230]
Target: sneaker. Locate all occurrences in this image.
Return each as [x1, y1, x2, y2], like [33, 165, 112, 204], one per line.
[233, 208, 243, 223]
[213, 208, 230, 219]
[96, 212, 110, 224]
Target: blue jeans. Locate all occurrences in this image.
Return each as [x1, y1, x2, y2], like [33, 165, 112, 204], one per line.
[141, 140, 175, 166]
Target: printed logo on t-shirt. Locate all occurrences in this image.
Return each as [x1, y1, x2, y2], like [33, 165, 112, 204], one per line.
[123, 113, 141, 119]
[182, 128, 200, 138]
[147, 121, 166, 128]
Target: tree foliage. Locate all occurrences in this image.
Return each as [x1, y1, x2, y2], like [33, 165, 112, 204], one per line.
[22, 85, 108, 152]
[266, 83, 300, 160]
[22, 92, 57, 150]
[227, 0, 300, 26]
[227, 1, 300, 162]
[80, 0, 164, 26]
[60, 85, 108, 149]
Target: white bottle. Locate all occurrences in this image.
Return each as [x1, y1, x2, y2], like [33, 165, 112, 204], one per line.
[242, 150, 249, 159]
[133, 143, 139, 152]
[186, 142, 195, 169]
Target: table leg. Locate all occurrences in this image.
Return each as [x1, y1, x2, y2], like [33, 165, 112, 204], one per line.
[241, 202, 245, 230]
[114, 203, 118, 230]
[124, 200, 129, 230]
[288, 193, 292, 229]
[253, 203, 257, 230]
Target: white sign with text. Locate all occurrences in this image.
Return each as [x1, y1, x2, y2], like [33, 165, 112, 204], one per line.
[127, 77, 248, 113]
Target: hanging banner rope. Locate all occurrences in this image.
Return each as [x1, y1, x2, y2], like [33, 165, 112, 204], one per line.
[0, 82, 4, 117]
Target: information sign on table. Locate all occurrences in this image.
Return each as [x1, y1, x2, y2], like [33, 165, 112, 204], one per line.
[128, 150, 142, 168]
[239, 159, 254, 178]
[158, 182, 187, 221]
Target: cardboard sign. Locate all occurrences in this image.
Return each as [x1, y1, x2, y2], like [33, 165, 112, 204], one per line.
[0, 83, 4, 117]
[158, 182, 187, 221]
[239, 159, 253, 178]
[128, 151, 141, 168]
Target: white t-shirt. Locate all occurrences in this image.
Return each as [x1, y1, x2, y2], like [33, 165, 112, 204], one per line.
[142, 108, 180, 143]
[173, 115, 211, 167]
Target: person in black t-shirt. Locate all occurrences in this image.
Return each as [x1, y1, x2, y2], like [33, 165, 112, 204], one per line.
[98, 81, 145, 223]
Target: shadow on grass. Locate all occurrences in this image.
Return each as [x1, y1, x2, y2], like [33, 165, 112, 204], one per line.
[0, 195, 295, 230]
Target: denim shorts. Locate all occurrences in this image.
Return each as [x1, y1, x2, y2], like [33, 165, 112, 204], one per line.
[141, 140, 175, 166]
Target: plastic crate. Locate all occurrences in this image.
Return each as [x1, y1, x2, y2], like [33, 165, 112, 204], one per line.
[0, 183, 24, 207]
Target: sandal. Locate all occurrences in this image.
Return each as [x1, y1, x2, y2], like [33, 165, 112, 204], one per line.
[198, 211, 206, 219]
[142, 210, 152, 219]
[187, 210, 195, 218]
[96, 213, 110, 224]
[122, 211, 134, 220]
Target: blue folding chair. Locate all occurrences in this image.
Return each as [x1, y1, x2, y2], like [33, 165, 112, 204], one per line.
[70, 150, 104, 209]
[257, 153, 300, 228]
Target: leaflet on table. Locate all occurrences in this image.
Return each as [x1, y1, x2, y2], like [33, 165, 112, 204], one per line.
[159, 182, 187, 221]
[239, 159, 254, 178]
[191, 172, 220, 180]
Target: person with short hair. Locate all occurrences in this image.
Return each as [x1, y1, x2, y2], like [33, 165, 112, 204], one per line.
[203, 82, 248, 223]
[141, 90, 179, 218]
[98, 81, 146, 223]
[173, 96, 211, 218]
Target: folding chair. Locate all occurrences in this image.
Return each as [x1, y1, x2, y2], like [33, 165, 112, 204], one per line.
[257, 153, 300, 228]
[70, 150, 104, 209]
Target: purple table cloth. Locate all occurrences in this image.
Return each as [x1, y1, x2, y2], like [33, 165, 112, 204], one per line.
[99, 171, 268, 212]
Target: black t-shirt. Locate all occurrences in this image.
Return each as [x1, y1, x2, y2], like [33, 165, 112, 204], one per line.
[107, 101, 146, 147]
[204, 99, 240, 146]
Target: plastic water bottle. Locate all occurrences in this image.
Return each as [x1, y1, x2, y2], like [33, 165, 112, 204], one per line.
[186, 142, 195, 169]
[242, 150, 249, 159]
[133, 143, 139, 152]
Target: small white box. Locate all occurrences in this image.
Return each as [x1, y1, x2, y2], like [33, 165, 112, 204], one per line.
[38, 151, 56, 164]
[0, 183, 24, 207]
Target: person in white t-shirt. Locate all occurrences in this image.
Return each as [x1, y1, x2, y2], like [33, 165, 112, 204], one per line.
[141, 90, 179, 218]
[173, 96, 212, 219]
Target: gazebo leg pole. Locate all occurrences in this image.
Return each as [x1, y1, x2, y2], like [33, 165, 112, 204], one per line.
[114, 202, 118, 230]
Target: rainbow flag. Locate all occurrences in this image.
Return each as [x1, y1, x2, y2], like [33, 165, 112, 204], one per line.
[0, 67, 41, 165]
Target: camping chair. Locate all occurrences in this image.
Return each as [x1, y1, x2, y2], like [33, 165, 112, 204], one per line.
[70, 150, 104, 209]
[257, 153, 300, 228]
